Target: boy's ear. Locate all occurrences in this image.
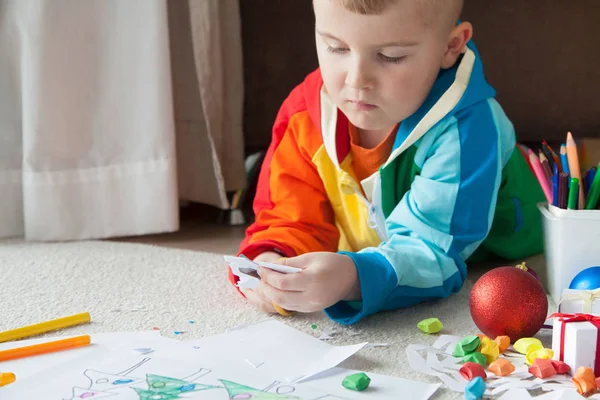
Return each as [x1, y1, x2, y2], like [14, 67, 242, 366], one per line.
[441, 22, 473, 69]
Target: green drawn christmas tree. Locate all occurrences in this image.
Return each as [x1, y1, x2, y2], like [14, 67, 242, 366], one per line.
[219, 380, 298, 400]
[132, 373, 220, 399]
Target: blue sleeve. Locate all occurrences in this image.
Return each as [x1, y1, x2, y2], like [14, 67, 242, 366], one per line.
[326, 100, 513, 325]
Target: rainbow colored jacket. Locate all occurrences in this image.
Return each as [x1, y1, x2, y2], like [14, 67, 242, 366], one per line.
[233, 42, 545, 324]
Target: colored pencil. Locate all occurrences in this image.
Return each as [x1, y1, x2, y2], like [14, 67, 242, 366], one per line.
[0, 335, 90, 362]
[0, 313, 91, 344]
[529, 150, 552, 204]
[566, 132, 585, 209]
[543, 140, 562, 171]
[568, 178, 580, 210]
[585, 163, 600, 210]
[560, 145, 570, 177]
[539, 152, 553, 183]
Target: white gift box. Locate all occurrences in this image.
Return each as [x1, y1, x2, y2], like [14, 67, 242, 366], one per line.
[551, 314, 600, 376]
[559, 289, 600, 315]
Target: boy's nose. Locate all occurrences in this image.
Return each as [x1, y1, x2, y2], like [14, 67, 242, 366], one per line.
[345, 61, 374, 90]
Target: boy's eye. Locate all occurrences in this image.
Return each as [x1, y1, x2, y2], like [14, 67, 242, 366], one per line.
[378, 54, 406, 64]
[326, 46, 349, 55]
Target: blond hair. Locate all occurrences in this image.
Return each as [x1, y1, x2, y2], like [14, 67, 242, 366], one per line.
[334, 0, 464, 26]
[335, 0, 398, 15]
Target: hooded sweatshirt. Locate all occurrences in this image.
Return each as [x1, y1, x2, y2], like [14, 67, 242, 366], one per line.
[231, 42, 545, 324]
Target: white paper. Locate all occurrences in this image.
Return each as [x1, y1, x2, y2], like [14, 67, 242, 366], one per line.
[224, 255, 302, 289]
[0, 352, 346, 399]
[188, 319, 366, 383]
[0, 331, 180, 381]
[304, 367, 440, 400]
[498, 388, 586, 400]
[294, 342, 367, 383]
[406, 343, 467, 392]
[559, 288, 600, 315]
[0, 320, 439, 400]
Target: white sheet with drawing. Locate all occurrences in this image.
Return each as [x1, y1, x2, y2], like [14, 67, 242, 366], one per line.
[0, 320, 439, 400]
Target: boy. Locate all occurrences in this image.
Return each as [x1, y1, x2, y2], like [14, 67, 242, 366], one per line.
[229, 0, 545, 324]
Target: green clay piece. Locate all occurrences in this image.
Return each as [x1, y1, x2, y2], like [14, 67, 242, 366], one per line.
[452, 335, 481, 357]
[462, 352, 487, 367]
[417, 318, 443, 334]
[311, 324, 318, 329]
[342, 372, 371, 392]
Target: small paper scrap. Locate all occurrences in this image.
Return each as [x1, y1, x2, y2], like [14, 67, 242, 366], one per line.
[528, 359, 556, 379]
[488, 359, 515, 377]
[573, 367, 597, 397]
[525, 348, 553, 365]
[479, 336, 499, 364]
[342, 372, 371, 391]
[464, 376, 485, 400]
[367, 343, 390, 348]
[462, 352, 486, 367]
[224, 255, 301, 289]
[453, 335, 480, 357]
[133, 348, 154, 355]
[417, 318, 443, 334]
[459, 362, 486, 381]
[513, 338, 542, 355]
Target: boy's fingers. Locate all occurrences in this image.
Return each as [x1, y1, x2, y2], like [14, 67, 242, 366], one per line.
[258, 267, 306, 292]
[258, 282, 304, 311]
[240, 288, 277, 313]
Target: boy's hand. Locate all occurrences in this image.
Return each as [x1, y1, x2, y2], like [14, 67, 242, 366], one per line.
[255, 252, 360, 313]
[238, 251, 283, 314]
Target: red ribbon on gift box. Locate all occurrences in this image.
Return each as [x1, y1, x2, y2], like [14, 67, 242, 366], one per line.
[548, 313, 600, 375]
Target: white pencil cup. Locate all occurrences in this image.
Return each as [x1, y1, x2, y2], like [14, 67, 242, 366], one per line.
[538, 203, 600, 304]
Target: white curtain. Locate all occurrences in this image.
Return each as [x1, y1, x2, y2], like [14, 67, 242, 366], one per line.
[0, 0, 246, 241]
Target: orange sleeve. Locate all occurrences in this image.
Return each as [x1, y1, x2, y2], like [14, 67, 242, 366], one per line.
[238, 110, 340, 261]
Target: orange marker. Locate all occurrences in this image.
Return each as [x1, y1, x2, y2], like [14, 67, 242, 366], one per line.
[566, 132, 585, 209]
[0, 372, 15, 387]
[0, 335, 90, 362]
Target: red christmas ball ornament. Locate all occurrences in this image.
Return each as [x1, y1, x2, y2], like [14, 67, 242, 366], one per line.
[470, 266, 548, 342]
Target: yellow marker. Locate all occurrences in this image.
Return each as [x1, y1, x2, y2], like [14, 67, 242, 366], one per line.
[0, 372, 16, 387]
[0, 335, 90, 362]
[0, 312, 90, 343]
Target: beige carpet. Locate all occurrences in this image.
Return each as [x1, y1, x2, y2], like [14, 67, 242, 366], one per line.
[0, 239, 554, 399]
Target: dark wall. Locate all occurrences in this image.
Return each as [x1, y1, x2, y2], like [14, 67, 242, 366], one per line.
[240, 0, 600, 152]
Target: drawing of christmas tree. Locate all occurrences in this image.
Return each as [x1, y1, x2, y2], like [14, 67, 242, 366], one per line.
[131, 374, 220, 399]
[219, 380, 298, 400]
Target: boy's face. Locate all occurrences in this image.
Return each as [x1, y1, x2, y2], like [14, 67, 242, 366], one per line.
[314, 0, 452, 133]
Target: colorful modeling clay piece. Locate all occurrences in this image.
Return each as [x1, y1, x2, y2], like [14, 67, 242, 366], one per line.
[528, 359, 556, 379]
[572, 367, 597, 397]
[459, 362, 487, 381]
[513, 338, 543, 355]
[462, 352, 487, 367]
[475, 334, 488, 350]
[550, 360, 571, 375]
[494, 336, 510, 353]
[342, 372, 371, 391]
[488, 359, 515, 376]
[525, 348, 553, 365]
[453, 336, 481, 357]
[417, 318, 443, 334]
[479, 337, 500, 364]
[464, 376, 486, 400]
